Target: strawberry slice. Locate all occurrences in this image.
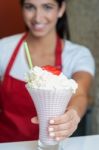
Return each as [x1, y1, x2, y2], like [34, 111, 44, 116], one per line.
[42, 65, 61, 75]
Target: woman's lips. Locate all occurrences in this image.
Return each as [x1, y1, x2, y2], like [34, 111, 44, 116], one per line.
[32, 23, 46, 31]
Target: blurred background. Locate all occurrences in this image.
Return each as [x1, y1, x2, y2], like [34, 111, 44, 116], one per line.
[0, 0, 99, 136]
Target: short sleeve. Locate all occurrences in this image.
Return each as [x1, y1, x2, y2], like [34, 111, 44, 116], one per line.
[72, 46, 95, 76]
[0, 33, 24, 80]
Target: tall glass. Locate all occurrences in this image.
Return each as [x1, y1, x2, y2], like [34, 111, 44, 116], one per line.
[26, 86, 73, 150]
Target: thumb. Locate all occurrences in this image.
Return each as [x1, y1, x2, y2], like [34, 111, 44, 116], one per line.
[31, 116, 39, 124]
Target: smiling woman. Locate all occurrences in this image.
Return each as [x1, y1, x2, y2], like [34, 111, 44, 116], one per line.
[20, 0, 69, 38]
[0, 0, 95, 144]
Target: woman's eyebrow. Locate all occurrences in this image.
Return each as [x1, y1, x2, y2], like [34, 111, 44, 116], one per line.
[23, 2, 57, 8]
[43, 3, 57, 6]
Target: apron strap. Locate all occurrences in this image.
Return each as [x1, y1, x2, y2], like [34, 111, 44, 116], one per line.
[24, 35, 62, 70]
[4, 33, 28, 76]
[55, 36, 62, 70]
[4, 33, 62, 77]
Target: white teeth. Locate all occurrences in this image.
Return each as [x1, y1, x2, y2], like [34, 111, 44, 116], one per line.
[33, 24, 45, 29]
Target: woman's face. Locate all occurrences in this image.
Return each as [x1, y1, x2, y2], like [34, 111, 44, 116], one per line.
[22, 0, 65, 38]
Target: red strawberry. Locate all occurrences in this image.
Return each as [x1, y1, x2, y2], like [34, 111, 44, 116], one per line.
[42, 65, 61, 75]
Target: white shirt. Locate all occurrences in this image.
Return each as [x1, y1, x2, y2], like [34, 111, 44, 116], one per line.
[0, 33, 95, 81]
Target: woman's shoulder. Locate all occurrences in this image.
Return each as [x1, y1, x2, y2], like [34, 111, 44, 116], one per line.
[62, 40, 95, 76]
[0, 33, 25, 76]
[0, 33, 24, 47]
[63, 40, 91, 53]
[63, 40, 95, 64]
[0, 32, 24, 60]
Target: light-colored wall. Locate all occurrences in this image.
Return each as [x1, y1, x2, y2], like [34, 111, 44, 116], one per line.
[67, 0, 99, 134]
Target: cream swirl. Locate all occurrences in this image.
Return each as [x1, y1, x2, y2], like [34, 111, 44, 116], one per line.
[25, 66, 78, 93]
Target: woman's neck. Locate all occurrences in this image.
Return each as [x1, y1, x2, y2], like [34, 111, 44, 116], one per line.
[26, 31, 57, 54]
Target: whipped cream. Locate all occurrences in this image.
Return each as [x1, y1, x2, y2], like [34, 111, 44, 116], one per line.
[25, 66, 78, 93]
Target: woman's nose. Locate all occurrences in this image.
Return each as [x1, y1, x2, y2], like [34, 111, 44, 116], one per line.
[34, 9, 43, 23]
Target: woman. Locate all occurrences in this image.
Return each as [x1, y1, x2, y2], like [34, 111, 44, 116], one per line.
[0, 0, 95, 142]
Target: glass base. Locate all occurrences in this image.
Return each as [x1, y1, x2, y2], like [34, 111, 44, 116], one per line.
[36, 140, 59, 150]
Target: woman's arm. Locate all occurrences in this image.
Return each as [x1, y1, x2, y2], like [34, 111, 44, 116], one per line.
[48, 71, 93, 141]
[67, 71, 93, 118]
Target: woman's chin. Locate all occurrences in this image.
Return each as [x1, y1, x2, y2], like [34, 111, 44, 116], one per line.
[30, 31, 48, 38]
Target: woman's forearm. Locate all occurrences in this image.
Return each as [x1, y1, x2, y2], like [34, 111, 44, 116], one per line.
[67, 94, 89, 119]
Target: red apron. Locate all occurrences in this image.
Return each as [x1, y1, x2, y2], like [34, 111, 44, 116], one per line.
[0, 33, 62, 142]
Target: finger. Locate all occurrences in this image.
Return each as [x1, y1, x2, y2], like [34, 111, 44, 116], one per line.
[31, 116, 39, 124]
[49, 117, 79, 132]
[49, 123, 68, 132]
[49, 109, 79, 125]
[55, 136, 67, 141]
[49, 124, 78, 139]
[49, 120, 78, 139]
[49, 114, 70, 125]
[49, 129, 69, 138]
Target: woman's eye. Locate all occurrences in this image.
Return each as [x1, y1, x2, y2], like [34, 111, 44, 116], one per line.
[24, 4, 35, 11]
[43, 5, 53, 10]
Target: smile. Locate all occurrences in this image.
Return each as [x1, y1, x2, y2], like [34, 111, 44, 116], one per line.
[32, 23, 46, 30]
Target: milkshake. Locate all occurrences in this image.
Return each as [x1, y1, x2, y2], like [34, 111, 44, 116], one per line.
[25, 66, 78, 149]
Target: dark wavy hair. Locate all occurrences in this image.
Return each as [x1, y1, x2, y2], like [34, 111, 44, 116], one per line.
[20, 0, 70, 39]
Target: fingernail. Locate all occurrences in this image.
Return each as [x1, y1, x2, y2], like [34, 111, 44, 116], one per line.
[49, 127, 54, 132]
[50, 120, 54, 124]
[49, 132, 55, 137]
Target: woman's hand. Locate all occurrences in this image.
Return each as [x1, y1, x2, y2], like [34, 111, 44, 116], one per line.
[48, 108, 80, 141]
[31, 116, 39, 124]
[31, 108, 80, 141]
